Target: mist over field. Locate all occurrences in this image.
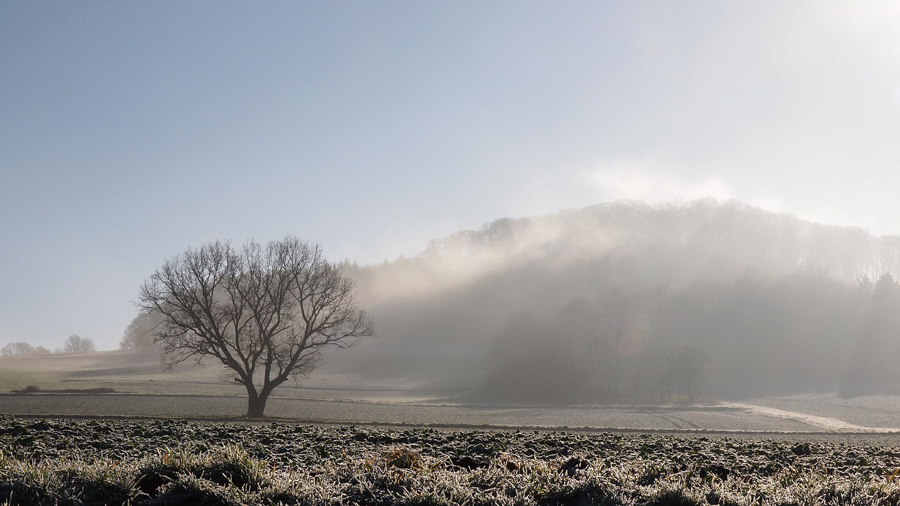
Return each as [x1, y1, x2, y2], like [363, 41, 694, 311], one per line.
[7, 197, 900, 422]
[9, 4, 900, 502]
[319, 199, 900, 405]
[4, 1, 900, 440]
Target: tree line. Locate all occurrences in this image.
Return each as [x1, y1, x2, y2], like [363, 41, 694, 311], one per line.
[1, 334, 96, 357]
[475, 272, 900, 403]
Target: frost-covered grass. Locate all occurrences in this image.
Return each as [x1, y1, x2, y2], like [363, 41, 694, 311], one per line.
[2, 417, 900, 505]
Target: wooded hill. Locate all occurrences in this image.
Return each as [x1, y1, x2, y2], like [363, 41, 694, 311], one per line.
[339, 200, 900, 403]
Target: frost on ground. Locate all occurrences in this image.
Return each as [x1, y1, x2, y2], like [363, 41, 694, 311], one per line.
[3, 417, 900, 505]
[722, 402, 900, 433]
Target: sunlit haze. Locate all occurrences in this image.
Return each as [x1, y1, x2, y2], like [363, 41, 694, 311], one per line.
[2, 1, 900, 350]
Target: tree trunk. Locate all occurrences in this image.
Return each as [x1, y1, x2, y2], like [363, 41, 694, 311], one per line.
[245, 386, 269, 418]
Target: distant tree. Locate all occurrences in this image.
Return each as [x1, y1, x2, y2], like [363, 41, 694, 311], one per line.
[63, 335, 96, 354]
[33, 346, 51, 356]
[0, 342, 53, 357]
[484, 312, 593, 404]
[139, 237, 375, 418]
[665, 346, 709, 403]
[120, 310, 164, 351]
[1, 342, 34, 357]
[843, 273, 900, 393]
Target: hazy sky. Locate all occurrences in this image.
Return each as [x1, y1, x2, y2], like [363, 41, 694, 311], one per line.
[2, 1, 900, 350]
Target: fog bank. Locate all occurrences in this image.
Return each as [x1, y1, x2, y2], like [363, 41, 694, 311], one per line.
[326, 200, 900, 403]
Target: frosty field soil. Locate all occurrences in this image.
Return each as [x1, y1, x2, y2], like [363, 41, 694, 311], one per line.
[4, 417, 900, 505]
[3, 393, 900, 434]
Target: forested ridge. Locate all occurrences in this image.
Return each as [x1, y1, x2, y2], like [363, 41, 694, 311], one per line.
[329, 200, 900, 404]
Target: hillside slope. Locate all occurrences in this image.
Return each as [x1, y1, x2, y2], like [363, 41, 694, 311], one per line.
[324, 200, 900, 403]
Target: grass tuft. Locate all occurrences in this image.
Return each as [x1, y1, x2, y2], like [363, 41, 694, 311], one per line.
[4, 417, 900, 505]
[383, 447, 423, 469]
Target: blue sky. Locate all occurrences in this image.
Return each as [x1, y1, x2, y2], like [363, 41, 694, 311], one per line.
[2, 1, 900, 350]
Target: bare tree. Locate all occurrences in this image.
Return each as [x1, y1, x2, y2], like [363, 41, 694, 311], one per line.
[0, 342, 52, 356]
[138, 237, 375, 418]
[1, 342, 34, 357]
[63, 335, 96, 354]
